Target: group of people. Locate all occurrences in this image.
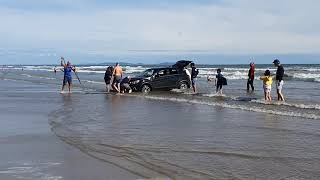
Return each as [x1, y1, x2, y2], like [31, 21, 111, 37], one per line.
[184, 62, 199, 93]
[207, 59, 285, 101]
[58, 57, 286, 102]
[259, 59, 285, 102]
[58, 58, 132, 94]
[104, 63, 132, 94]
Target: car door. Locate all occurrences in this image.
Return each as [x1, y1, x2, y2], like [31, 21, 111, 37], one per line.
[151, 69, 167, 89]
[166, 68, 180, 88]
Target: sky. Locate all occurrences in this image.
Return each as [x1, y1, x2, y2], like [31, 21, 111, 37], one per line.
[0, 0, 320, 64]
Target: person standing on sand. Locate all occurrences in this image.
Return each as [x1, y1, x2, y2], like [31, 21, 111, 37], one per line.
[247, 62, 255, 92]
[104, 66, 114, 92]
[60, 57, 75, 94]
[112, 63, 123, 93]
[273, 59, 285, 101]
[191, 63, 199, 93]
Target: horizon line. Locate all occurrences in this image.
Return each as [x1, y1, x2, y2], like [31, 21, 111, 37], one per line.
[1, 63, 320, 66]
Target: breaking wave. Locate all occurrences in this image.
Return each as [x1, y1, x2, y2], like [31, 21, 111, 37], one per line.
[3, 64, 320, 82]
[143, 95, 320, 120]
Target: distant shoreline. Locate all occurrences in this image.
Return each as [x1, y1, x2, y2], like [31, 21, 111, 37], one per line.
[1, 63, 320, 66]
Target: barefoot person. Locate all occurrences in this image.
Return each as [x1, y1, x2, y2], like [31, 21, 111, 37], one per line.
[215, 69, 225, 95]
[60, 57, 75, 94]
[207, 69, 227, 95]
[54, 66, 57, 75]
[191, 63, 199, 93]
[273, 59, 285, 101]
[260, 69, 272, 101]
[247, 62, 255, 92]
[183, 66, 192, 90]
[112, 63, 123, 93]
[104, 66, 114, 92]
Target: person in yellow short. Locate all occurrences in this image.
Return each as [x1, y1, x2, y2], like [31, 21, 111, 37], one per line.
[260, 70, 273, 101]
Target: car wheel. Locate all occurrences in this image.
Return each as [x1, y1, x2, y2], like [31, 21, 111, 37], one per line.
[141, 84, 151, 93]
[179, 81, 188, 90]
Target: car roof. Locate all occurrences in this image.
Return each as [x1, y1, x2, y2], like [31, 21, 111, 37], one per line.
[147, 67, 175, 70]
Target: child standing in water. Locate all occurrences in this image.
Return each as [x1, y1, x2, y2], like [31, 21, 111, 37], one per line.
[260, 70, 273, 101]
[207, 69, 226, 95]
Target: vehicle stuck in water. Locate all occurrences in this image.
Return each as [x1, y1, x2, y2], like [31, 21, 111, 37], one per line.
[129, 61, 193, 93]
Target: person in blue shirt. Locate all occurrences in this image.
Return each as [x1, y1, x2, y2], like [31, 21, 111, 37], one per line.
[60, 57, 75, 94]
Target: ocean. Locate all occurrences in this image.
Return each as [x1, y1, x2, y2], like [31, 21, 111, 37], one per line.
[1, 64, 320, 179]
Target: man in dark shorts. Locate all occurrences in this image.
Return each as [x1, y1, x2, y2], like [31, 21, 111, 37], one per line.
[191, 63, 199, 93]
[273, 59, 285, 101]
[120, 76, 132, 93]
[112, 63, 123, 93]
[60, 57, 75, 94]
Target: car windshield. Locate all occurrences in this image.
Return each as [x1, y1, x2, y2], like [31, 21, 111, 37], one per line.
[140, 69, 154, 77]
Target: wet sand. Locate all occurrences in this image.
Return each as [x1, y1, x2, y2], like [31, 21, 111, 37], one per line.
[0, 79, 141, 180]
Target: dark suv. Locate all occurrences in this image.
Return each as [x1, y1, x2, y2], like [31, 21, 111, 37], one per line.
[130, 61, 192, 93]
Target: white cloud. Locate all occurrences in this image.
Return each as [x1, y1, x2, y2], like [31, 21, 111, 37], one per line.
[0, 0, 319, 55]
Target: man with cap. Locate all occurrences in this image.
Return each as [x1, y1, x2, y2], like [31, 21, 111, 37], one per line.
[273, 59, 285, 101]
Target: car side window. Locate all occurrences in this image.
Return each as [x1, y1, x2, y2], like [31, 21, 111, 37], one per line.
[155, 69, 170, 78]
[143, 69, 154, 77]
[158, 70, 165, 76]
[169, 69, 178, 75]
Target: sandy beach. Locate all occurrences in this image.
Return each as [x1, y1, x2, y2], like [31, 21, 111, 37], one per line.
[0, 79, 141, 180]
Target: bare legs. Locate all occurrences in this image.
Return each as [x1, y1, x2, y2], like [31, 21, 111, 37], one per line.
[192, 84, 196, 93]
[61, 83, 72, 94]
[277, 89, 285, 101]
[61, 85, 64, 93]
[247, 79, 254, 92]
[68, 83, 72, 93]
[216, 85, 223, 95]
[264, 91, 272, 101]
[112, 82, 120, 93]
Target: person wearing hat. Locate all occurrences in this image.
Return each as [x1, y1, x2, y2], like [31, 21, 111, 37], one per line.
[247, 62, 255, 92]
[273, 59, 285, 101]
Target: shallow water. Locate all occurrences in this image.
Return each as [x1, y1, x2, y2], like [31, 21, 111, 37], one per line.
[48, 93, 320, 179]
[1, 65, 320, 179]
